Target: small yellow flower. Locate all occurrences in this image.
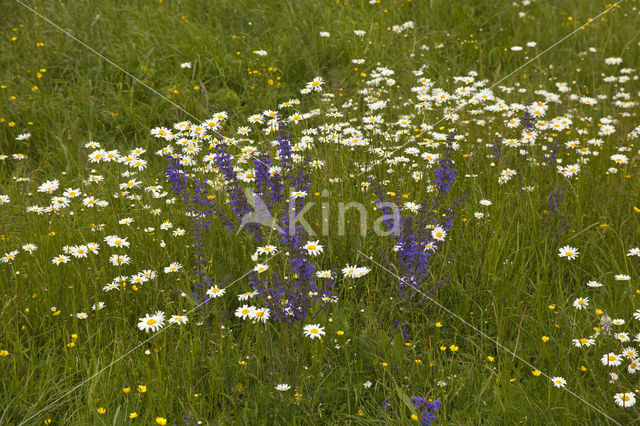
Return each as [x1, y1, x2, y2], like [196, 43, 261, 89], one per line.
[579, 365, 587, 372]
[381, 362, 388, 367]
[411, 413, 419, 421]
[509, 378, 516, 383]
[44, 420, 52, 425]
[532, 370, 541, 376]
[97, 407, 106, 414]
[0, 350, 9, 357]
[435, 322, 443, 328]
[357, 410, 364, 417]
[129, 412, 137, 419]
[336, 330, 344, 336]
[414, 359, 422, 364]
[547, 305, 555, 310]
[137, 384, 147, 393]
[449, 344, 459, 352]
[71, 334, 78, 339]
[634, 206, 640, 213]
[541, 336, 549, 343]
[405, 342, 412, 347]
[596, 308, 603, 315]
[122, 387, 130, 394]
[156, 417, 167, 425]
[487, 356, 495, 362]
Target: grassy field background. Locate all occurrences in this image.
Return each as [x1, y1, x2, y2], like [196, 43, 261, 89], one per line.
[1, 0, 640, 424]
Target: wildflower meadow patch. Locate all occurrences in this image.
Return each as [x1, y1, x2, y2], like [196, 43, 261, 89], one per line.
[1, 0, 640, 424]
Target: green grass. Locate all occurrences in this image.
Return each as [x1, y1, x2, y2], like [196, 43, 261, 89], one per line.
[1, 0, 640, 424]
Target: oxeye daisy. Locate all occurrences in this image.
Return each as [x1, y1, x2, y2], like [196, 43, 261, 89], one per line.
[256, 245, 277, 256]
[52, 254, 70, 265]
[431, 226, 446, 241]
[254, 264, 269, 273]
[250, 307, 270, 323]
[137, 312, 165, 333]
[275, 384, 291, 391]
[109, 254, 131, 266]
[1, 251, 18, 263]
[206, 286, 225, 298]
[342, 265, 358, 278]
[164, 262, 182, 273]
[614, 392, 636, 407]
[572, 337, 595, 347]
[615, 332, 630, 342]
[303, 240, 324, 256]
[303, 324, 325, 340]
[235, 305, 254, 319]
[551, 377, 566, 388]
[168, 315, 188, 324]
[558, 245, 579, 260]
[316, 270, 332, 278]
[601, 352, 622, 367]
[237, 291, 258, 301]
[572, 297, 589, 310]
[105, 235, 130, 248]
[622, 347, 638, 359]
[355, 267, 371, 278]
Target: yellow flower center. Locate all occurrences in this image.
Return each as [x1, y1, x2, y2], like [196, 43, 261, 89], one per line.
[147, 319, 157, 325]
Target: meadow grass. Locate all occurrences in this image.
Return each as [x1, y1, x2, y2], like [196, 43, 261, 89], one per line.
[1, 0, 640, 424]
